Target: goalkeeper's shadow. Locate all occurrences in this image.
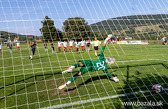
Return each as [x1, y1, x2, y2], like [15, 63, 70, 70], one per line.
[64, 75, 112, 92]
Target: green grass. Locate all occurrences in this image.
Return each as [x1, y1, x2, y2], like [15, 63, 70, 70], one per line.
[0, 43, 168, 109]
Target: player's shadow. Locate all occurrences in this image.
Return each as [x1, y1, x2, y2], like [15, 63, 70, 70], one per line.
[65, 75, 113, 92]
[0, 71, 60, 101]
[34, 55, 51, 59]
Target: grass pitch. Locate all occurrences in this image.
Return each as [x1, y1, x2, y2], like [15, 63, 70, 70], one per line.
[0, 43, 168, 109]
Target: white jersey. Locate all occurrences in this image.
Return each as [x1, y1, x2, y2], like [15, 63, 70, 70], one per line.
[81, 41, 85, 46]
[0, 45, 2, 49]
[58, 42, 61, 47]
[17, 43, 20, 47]
[162, 38, 165, 41]
[63, 42, 67, 47]
[69, 41, 73, 46]
[76, 43, 80, 48]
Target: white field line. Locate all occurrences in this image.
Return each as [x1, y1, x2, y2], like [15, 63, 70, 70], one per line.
[40, 88, 168, 109]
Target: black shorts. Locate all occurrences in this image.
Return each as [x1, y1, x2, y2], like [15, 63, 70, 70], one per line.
[52, 47, 55, 50]
[94, 46, 98, 50]
[31, 49, 35, 55]
[87, 44, 90, 47]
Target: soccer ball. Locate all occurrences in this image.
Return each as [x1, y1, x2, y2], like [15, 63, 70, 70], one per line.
[152, 84, 163, 93]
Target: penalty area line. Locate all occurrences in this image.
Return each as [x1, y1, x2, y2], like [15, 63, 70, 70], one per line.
[40, 88, 168, 109]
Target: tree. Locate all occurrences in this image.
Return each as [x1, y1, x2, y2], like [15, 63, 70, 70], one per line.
[56, 29, 63, 40]
[63, 17, 90, 39]
[40, 16, 58, 40]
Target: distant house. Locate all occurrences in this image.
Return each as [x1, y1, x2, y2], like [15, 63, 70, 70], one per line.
[125, 37, 132, 40]
[36, 40, 42, 42]
[14, 38, 19, 42]
[27, 37, 33, 42]
[28, 37, 33, 39]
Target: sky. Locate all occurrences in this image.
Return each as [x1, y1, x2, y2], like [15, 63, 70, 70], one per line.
[0, 0, 168, 36]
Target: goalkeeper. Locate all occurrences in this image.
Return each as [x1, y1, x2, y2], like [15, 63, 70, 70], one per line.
[58, 36, 119, 90]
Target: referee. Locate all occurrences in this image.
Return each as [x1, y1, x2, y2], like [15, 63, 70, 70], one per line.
[93, 37, 100, 57]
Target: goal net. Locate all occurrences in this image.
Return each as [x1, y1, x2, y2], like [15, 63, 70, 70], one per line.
[0, 0, 168, 108]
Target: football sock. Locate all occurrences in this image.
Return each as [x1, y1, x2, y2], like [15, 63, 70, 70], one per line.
[30, 56, 32, 59]
[66, 81, 71, 85]
[95, 52, 97, 56]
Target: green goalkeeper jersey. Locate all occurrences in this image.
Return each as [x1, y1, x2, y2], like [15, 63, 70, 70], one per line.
[78, 45, 112, 78]
[92, 46, 108, 72]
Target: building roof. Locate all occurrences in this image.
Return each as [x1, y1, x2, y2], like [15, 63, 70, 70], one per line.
[36, 40, 42, 42]
[14, 38, 18, 40]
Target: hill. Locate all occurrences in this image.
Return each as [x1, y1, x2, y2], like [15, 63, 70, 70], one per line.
[0, 31, 37, 41]
[90, 14, 168, 34]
